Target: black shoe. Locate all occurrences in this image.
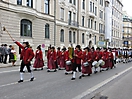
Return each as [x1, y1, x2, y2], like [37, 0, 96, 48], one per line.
[47, 70, 50, 72]
[79, 76, 82, 79]
[106, 68, 109, 71]
[82, 74, 85, 77]
[94, 71, 98, 74]
[88, 74, 90, 76]
[71, 78, 75, 80]
[18, 80, 23, 83]
[54, 70, 57, 72]
[30, 77, 34, 81]
[41, 68, 43, 70]
[33, 69, 37, 71]
[65, 72, 68, 75]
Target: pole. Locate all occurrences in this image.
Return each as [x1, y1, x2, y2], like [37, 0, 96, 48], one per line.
[54, 0, 56, 46]
[77, 0, 79, 45]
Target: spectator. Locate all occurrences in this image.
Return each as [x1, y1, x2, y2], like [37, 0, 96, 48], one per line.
[3, 44, 9, 64]
[8, 45, 12, 63]
[10, 46, 17, 66]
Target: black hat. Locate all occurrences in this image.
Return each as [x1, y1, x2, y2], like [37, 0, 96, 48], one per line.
[57, 47, 60, 50]
[96, 47, 100, 50]
[83, 47, 89, 50]
[23, 42, 30, 47]
[4, 44, 7, 46]
[76, 45, 81, 49]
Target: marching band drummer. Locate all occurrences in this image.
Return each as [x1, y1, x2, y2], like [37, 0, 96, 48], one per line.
[90, 47, 96, 67]
[108, 48, 114, 69]
[112, 48, 118, 66]
[95, 47, 102, 73]
[47, 46, 51, 69]
[81, 47, 92, 77]
[101, 47, 109, 71]
[65, 47, 74, 75]
[71, 45, 82, 80]
[47, 47, 57, 72]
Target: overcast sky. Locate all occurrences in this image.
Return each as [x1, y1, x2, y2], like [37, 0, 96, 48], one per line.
[122, 0, 132, 16]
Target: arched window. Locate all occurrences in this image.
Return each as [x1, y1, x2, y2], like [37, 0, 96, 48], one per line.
[45, 23, 50, 39]
[45, 0, 50, 14]
[60, 29, 64, 42]
[21, 19, 32, 37]
[82, 33, 85, 44]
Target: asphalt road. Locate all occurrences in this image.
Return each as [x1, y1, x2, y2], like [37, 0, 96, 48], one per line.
[0, 62, 132, 99]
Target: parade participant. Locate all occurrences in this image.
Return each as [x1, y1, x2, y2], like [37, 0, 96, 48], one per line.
[33, 45, 44, 71]
[123, 49, 128, 63]
[71, 45, 82, 80]
[95, 47, 102, 73]
[81, 47, 92, 77]
[112, 48, 118, 66]
[101, 47, 109, 71]
[108, 48, 114, 69]
[56, 47, 61, 68]
[47, 47, 57, 72]
[47, 46, 51, 69]
[10, 46, 17, 66]
[59, 48, 66, 70]
[65, 47, 74, 75]
[90, 47, 96, 66]
[12, 39, 34, 83]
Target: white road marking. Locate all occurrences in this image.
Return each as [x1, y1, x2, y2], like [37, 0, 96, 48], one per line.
[73, 66, 132, 99]
[0, 69, 18, 74]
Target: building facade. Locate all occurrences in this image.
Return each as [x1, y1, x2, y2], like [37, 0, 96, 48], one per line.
[111, 0, 123, 48]
[0, 0, 123, 57]
[123, 12, 132, 48]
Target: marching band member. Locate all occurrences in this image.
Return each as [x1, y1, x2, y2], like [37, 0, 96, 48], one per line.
[56, 47, 61, 68]
[71, 45, 82, 80]
[81, 47, 92, 77]
[123, 49, 128, 63]
[12, 39, 34, 83]
[59, 48, 66, 70]
[90, 47, 96, 66]
[108, 49, 114, 69]
[101, 48, 109, 71]
[47, 46, 51, 69]
[112, 48, 118, 66]
[33, 45, 44, 71]
[65, 47, 74, 75]
[95, 47, 102, 73]
[47, 47, 57, 72]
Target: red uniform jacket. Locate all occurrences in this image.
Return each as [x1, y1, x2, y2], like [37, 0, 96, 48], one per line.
[102, 51, 109, 61]
[112, 51, 118, 57]
[82, 51, 92, 62]
[90, 51, 96, 61]
[35, 50, 43, 60]
[49, 51, 56, 61]
[108, 52, 114, 60]
[74, 49, 82, 64]
[57, 50, 61, 59]
[95, 51, 102, 61]
[15, 41, 34, 64]
[47, 50, 51, 60]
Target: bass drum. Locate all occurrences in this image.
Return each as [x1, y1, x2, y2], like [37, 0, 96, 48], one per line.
[92, 61, 99, 68]
[66, 60, 72, 65]
[83, 62, 89, 67]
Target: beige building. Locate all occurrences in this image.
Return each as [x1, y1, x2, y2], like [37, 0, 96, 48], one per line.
[123, 13, 132, 48]
[111, 0, 123, 48]
[0, 0, 123, 57]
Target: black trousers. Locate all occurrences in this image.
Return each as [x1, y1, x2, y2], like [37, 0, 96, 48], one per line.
[1, 55, 4, 63]
[73, 63, 81, 72]
[3, 54, 8, 63]
[20, 61, 31, 73]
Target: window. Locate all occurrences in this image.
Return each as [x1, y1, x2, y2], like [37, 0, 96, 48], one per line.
[69, 0, 72, 3]
[45, 0, 50, 14]
[100, 0, 103, 6]
[82, 16, 84, 26]
[73, 13, 76, 22]
[60, 29, 64, 42]
[100, 10, 103, 19]
[68, 11, 72, 24]
[93, 3, 94, 13]
[82, 33, 85, 44]
[94, 21, 96, 30]
[95, 7, 97, 15]
[60, 8, 64, 20]
[21, 19, 32, 37]
[90, 2, 92, 12]
[88, 19, 90, 28]
[82, 0, 85, 9]
[73, 32, 76, 43]
[17, 0, 22, 5]
[45, 23, 50, 39]
[73, 0, 76, 5]
[95, 36, 96, 44]
[27, 0, 33, 8]
[91, 20, 93, 29]
[69, 31, 72, 43]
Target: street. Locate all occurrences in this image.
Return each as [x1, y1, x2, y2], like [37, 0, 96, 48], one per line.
[0, 62, 132, 99]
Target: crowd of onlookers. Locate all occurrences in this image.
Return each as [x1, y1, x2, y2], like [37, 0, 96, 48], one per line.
[0, 44, 16, 66]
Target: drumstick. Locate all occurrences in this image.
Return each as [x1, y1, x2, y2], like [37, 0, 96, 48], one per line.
[3, 26, 13, 40]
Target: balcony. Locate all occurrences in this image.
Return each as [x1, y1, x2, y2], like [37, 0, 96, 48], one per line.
[68, 20, 79, 28]
[89, 12, 95, 18]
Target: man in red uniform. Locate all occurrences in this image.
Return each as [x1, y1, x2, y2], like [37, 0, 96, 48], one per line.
[71, 45, 82, 80]
[56, 47, 61, 68]
[13, 39, 34, 83]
